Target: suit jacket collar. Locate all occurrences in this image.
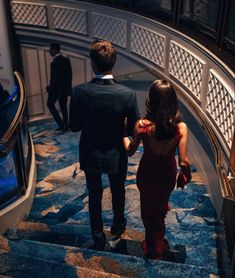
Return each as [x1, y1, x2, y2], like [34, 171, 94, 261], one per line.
[95, 74, 113, 79]
[53, 53, 61, 60]
[90, 78, 116, 85]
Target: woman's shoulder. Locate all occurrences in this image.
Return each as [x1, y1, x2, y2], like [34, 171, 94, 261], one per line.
[177, 121, 187, 135]
[177, 121, 187, 128]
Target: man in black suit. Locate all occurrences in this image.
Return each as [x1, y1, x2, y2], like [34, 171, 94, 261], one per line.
[47, 43, 72, 131]
[69, 40, 140, 250]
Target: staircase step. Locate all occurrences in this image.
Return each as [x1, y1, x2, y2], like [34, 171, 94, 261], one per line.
[4, 222, 145, 258]
[1, 253, 77, 278]
[0, 253, 126, 278]
[5, 222, 92, 248]
[165, 224, 217, 248]
[77, 266, 127, 278]
[5, 221, 219, 270]
[0, 236, 218, 278]
[6, 221, 217, 246]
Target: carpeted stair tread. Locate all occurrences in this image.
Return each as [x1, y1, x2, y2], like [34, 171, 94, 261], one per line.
[0, 253, 128, 278]
[0, 236, 219, 277]
[5, 220, 219, 249]
[4, 221, 219, 270]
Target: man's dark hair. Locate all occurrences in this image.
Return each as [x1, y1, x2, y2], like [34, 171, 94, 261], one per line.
[49, 43, 60, 52]
[90, 40, 117, 73]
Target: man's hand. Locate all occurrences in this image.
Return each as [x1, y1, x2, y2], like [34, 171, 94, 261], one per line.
[46, 85, 50, 93]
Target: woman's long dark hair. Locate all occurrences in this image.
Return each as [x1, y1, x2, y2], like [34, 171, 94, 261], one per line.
[145, 79, 180, 140]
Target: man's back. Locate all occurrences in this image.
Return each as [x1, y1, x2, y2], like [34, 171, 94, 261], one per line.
[50, 55, 72, 97]
[70, 78, 139, 173]
[69, 40, 139, 250]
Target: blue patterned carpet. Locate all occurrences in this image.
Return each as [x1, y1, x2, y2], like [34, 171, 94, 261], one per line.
[27, 118, 221, 277]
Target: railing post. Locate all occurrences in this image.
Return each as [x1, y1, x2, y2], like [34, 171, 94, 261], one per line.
[228, 131, 235, 193]
[46, 3, 54, 30]
[87, 9, 93, 39]
[200, 62, 209, 110]
[164, 36, 170, 76]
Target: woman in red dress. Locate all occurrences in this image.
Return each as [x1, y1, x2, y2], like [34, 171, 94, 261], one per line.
[123, 80, 191, 259]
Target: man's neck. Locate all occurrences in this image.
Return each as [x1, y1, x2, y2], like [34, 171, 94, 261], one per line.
[53, 53, 61, 59]
[95, 71, 113, 79]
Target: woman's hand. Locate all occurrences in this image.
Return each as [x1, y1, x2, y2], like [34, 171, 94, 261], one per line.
[123, 120, 141, 156]
[178, 122, 192, 184]
[123, 117, 128, 137]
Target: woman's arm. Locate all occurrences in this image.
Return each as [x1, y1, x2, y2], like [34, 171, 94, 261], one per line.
[123, 121, 141, 156]
[178, 122, 192, 182]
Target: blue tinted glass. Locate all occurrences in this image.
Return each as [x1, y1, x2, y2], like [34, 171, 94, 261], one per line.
[226, 1, 235, 42]
[136, 0, 174, 13]
[0, 150, 18, 197]
[105, 0, 133, 7]
[20, 118, 29, 171]
[0, 85, 20, 138]
[182, 0, 219, 30]
[89, 0, 132, 8]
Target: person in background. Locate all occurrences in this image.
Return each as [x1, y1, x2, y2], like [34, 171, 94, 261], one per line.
[123, 79, 191, 260]
[46, 43, 72, 132]
[69, 40, 140, 250]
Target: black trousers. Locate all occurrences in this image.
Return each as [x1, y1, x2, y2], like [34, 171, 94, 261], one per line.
[84, 171, 126, 240]
[47, 93, 68, 128]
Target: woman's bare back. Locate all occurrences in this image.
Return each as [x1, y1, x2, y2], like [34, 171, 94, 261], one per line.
[138, 119, 176, 156]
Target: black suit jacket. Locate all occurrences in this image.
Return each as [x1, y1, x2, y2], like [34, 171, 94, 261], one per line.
[48, 55, 72, 97]
[69, 78, 140, 173]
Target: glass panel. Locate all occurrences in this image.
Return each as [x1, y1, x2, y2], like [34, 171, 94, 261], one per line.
[79, 0, 133, 9]
[182, 0, 219, 30]
[135, 0, 175, 16]
[104, 0, 133, 8]
[0, 85, 20, 138]
[226, 1, 235, 43]
[20, 116, 30, 174]
[0, 150, 18, 198]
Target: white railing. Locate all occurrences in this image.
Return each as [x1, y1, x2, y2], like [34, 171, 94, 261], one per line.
[11, 0, 235, 157]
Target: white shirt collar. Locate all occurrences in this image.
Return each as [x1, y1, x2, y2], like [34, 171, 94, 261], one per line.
[53, 53, 61, 59]
[95, 74, 114, 79]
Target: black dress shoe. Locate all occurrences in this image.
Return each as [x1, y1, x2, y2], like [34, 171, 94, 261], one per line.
[89, 242, 105, 251]
[62, 127, 69, 132]
[56, 126, 64, 131]
[110, 218, 127, 237]
[145, 253, 162, 260]
[90, 231, 106, 251]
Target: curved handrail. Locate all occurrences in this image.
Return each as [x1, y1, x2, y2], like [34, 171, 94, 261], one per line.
[0, 71, 26, 156]
[175, 78, 235, 202]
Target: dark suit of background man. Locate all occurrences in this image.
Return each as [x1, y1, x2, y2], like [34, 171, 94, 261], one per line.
[47, 43, 72, 131]
[69, 40, 140, 250]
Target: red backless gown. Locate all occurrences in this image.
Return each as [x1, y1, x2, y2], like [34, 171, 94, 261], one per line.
[137, 124, 181, 258]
